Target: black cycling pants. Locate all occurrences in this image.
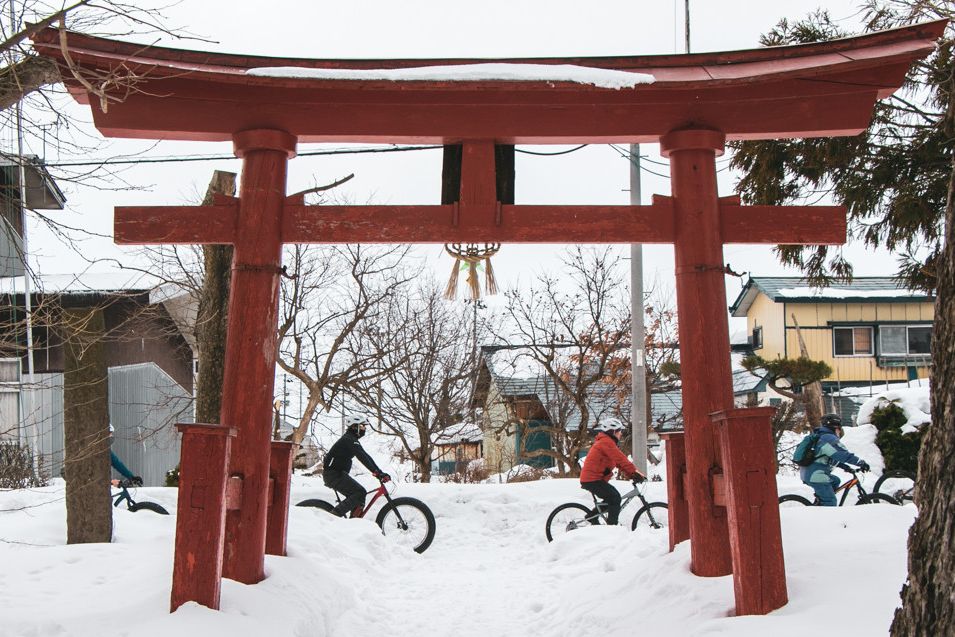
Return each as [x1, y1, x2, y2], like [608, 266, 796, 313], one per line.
[323, 470, 367, 517]
[581, 480, 622, 525]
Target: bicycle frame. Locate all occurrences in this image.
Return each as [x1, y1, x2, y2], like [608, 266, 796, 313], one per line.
[112, 487, 132, 508]
[590, 482, 652, 522]
[331, 482, 404, 522]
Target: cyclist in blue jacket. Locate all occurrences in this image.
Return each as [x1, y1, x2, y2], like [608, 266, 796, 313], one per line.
[800, 413, 870, 506]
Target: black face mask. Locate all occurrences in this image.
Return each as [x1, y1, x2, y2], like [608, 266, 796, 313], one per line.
[353, 425, 367, 439]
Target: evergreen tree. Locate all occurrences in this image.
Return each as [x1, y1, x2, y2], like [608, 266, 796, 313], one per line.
[729, 2, 953, 291]
[731, 4, 955, 634]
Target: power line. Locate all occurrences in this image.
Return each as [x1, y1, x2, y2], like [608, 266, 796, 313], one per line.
[515, 144, 588, 156]
[44, 144, 445, 168]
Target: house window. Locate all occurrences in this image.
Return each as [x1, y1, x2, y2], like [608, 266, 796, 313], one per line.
[880, 325, 932, 356]
[751, 326, 763, 350]
[833, 326, 873, 356]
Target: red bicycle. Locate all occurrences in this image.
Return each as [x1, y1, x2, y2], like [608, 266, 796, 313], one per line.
[297, 479, 436, 553]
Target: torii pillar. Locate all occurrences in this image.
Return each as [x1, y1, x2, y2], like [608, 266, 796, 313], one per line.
[219, 129, 298, 583]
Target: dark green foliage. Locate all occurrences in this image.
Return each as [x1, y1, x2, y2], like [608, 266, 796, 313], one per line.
[741, 354, 832, 388]
[871, 402, 923, 473]
[729, 4, 954, 291]
[165, 464, 180, 487]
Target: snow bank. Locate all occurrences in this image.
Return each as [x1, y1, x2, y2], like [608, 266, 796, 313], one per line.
[247, 63, 655, 89]
[0, 472, 915, 637]
[856, 385, 931, 433]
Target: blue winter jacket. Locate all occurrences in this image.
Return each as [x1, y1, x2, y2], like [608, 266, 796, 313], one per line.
[799, 425, 865, 484]
[110, 450, 135, 480]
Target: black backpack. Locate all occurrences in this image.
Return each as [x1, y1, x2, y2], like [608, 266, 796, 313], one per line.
[792, 432, 820, 467]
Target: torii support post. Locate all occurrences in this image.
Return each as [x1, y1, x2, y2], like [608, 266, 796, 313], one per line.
[220, 129, 297, 583]
[712, 407, 788, 615]
[266, 440, 296, 556]
[662, 129, 735, 577]
[660, 432, 690, 552]
[170, 423, 236, 612]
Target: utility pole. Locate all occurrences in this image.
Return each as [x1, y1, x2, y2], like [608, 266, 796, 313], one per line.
[8, 0, 38, 467]
[630, 149, 648, 474]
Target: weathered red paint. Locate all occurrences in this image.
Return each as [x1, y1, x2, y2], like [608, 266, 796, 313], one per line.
[31, 21, 945, 143]
[170, 423, 235, 612]
[662, 128, 735, 577]
[712, 408, 788, 615]
[34, 19, 944, 618]
[220, 129, 297, 584]
[266, 441, 296, 556]
[660, 432, 689, 552]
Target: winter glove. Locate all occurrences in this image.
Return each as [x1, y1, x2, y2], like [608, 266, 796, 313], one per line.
[857, 461, 870, 473]
[380, 473, 391, 483]
[631, 472, 646, 483]
[130, 476, 144, 487]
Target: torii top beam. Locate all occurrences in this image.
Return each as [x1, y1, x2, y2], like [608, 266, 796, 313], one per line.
[32, 20, 945, 144]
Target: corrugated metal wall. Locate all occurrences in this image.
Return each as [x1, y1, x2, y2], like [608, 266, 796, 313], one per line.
[108, 362, 192, 486]
[26, 363, 191, 486]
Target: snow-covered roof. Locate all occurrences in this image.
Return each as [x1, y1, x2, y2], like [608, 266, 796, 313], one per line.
[0, 271, 162, 296]
[248, 63, 654, 89]
[730, 276, 934, 317]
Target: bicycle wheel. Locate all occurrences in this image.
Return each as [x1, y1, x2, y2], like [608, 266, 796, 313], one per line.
[545, 503, 598, 542]
[375, 497, 436, 554]
[128, 501, 170, 515]
[857, 493, 900, 505]
[296, 498, 336, 513]
[874, 470, 916, 504]
[630, 502, 669, 531]
[778, 494, 813, 507]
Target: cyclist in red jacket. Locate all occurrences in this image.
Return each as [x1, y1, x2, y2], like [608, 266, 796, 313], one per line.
[579, 418, 645, 525]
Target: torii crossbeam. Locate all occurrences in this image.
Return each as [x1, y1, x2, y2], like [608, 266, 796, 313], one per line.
[33, 18, 945, 618]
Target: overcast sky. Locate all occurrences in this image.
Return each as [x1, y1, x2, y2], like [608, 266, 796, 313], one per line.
[11, 0, 896, 329]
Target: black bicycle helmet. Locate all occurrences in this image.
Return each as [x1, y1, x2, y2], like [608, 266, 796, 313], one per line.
[820, 413, 843, 429]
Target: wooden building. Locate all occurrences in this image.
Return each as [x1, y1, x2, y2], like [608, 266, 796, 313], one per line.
[730, 276, 935, 391]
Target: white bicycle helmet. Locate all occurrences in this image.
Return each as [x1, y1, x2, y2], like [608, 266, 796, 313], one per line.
[344, 414, 370, 428]
[594, 418, 626, 433]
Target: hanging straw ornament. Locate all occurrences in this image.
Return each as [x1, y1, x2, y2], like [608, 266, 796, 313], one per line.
[443, 243, 501, 300]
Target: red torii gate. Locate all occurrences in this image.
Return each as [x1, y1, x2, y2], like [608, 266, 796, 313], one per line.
[34, 20, 944, 617]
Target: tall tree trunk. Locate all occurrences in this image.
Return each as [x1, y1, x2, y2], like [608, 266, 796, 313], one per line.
[63, 307, 111, 544]
[194, 171, 236, 423]
[891, 142, 955, 637]
[791, 315, 824, 427]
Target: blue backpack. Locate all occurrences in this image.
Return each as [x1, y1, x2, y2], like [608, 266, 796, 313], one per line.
[792, 432, 820, 467]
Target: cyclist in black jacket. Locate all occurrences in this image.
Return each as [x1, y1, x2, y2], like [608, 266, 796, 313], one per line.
[323, 415, 391, 517]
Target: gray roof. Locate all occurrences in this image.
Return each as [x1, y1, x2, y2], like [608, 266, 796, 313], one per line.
[729, 276, 934, 317]
[475, 345, 674, 432]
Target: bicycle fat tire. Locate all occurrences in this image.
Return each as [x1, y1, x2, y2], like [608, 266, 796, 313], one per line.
[545, 502, 594, 542]
[630, 502, 668, 531]
[857, 493, 900, 506]
[778, 494, 813, 507]
[296, 498, 336, 513]
[128, 501, 170, 515]
[375, 497, 436, 554]
[873, 470, 916, 503]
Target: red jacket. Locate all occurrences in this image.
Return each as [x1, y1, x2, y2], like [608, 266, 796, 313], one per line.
[580, 432, 640, 483]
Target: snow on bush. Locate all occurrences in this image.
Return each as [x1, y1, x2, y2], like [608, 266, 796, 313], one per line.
[856, 385, 931, 434]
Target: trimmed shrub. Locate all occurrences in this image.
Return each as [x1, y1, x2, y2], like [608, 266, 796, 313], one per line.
[0, 443, 48, 489]
[871, 403, 922, 474]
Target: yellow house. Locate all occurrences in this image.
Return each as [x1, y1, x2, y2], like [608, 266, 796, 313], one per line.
[729, 277, 935, 390]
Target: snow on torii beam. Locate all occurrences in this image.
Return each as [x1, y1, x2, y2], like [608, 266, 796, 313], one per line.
[31, 20, 946, 144]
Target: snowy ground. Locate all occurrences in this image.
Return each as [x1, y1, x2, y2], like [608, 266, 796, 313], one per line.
[0, 452, 915, 637]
